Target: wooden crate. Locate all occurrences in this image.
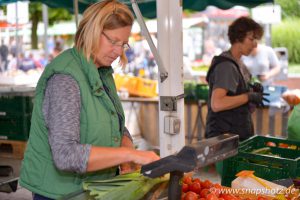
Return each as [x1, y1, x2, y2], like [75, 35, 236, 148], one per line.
[0, 140, 27, 159]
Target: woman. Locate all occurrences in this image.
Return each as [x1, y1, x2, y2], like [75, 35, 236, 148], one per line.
[205, 17, 266, 141]
[20, 1, 159, 199]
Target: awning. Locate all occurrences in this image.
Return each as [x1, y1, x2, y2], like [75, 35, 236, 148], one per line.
[0, 0, 274, 19]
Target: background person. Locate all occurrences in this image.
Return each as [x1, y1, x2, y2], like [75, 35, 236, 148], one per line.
[0, 39, 9, 72]
[20, 1, 159, 199]
[205, 16, 265, 141]
[242, 43, 281, 86]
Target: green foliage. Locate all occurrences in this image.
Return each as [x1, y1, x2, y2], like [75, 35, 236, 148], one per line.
[29, 2, 72, 49]
[272, 18, 300, 63]
[29, 2, 72, 25]
[275, 0, 300, 19]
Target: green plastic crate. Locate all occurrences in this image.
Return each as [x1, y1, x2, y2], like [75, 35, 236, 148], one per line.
[0, 96, 34, 115]
[0, 114, 31, 141]
[195, 84, 209, 101]
[221, 136, 300, 187]
[184, 82, 209, 102]
[184, 81, 197, 101]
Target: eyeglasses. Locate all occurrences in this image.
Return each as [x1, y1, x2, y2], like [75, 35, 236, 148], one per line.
[102, 32, 130, 50]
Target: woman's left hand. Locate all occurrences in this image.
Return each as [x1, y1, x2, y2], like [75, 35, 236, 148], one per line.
[120, 162, 140, 174]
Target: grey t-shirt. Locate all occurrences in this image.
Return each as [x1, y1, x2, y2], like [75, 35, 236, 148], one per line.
[242, 44, 280, 85]
[211, 60, 240, 94]
[43, 74, 131, 174]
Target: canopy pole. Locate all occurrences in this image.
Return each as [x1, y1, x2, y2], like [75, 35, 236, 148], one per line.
[15, 2, 19, 68]
[42, 4, 49, 60]
[157, 0, 185, 157]
[73, 0, 79, 29]
[130, 0, 168, 82]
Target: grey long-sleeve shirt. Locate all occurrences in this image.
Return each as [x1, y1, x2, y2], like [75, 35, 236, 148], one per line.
[43, 74, 131, 174]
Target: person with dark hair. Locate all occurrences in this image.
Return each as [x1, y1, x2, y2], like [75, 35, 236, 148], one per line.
[205, 16, 266, 141]
[20, 1, 159, 199]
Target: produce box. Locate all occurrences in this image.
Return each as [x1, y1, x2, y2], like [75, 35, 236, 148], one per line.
[114, 74, 157, 98]
[184, 81, 209, 102]
[195, 84, 209, 101]
[222, 136, 300, 187]
[0, 95, 34, 116]
[0, 114, 31, 141]
[184, 81, 197, 101]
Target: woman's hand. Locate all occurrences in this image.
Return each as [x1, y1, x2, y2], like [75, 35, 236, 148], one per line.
[129, 150, 160, 165]
[120, 162, 140, 174]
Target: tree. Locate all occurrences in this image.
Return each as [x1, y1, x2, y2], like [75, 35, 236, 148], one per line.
[275, 0, 300, 19]
[29, 2, 72, 49]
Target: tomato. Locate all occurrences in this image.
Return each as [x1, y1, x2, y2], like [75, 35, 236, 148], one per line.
[184, 191, 198, 200]
[218, 198, 225, 200]
[266, 141, 276, 147]
[199, 198, 206, 200]
[212, 183, 222, 197]
[200, 188, 210, 198]
[206, 193, 219, 200]
[181, 193, 185, 200]
[219, 194, 239, 200]
[193, 178, 202, 185]
[182, 183, 189, 193]
[257, 196, 268, 200]
[201, 180, 213, 189]
[183, 176, 193, 185]
[189, 181, 201, 194]
[278, 143, 289, 148]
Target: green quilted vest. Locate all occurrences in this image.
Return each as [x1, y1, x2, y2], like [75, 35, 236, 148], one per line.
[20, 48, 125, 199]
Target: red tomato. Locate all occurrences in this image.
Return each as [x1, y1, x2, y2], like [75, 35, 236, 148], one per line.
[199, 198, 206, 200]
[212, 183, 222, 197]
[266, 141, 276, 147]
[201, 180, 213, 189]
[193, 178, 202, 185]
[182, 183, 189, 193]
[220, 194, 238, 200]
[206, 193, 219, 200]
[181, 193, 185, 200]
[184, 191, 198, 200]
[257, 196, 268, 200]
[279, 143, 289, 148]
[200, 188, 210, 198]
[189, 182, 201, 194]
[219, 198, 225, 200]
[183, 176, 193, 185]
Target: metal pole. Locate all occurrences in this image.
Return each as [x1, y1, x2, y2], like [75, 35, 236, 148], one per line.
[157, 0, 185, 157]
[15, 2, 19, 68]
[73, 0, 79, 29]
[131, 0, 168, 82]
[42, 4, 49, 61]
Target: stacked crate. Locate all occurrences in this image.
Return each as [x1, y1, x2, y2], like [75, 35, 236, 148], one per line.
[0, 90, 34, 159]
[221, 136, 300, 187]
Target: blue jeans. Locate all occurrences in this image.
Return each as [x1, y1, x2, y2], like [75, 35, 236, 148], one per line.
[33, 193, 54, 200]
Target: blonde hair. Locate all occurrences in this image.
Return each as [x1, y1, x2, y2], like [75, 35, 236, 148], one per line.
[75, 0, 134, 67]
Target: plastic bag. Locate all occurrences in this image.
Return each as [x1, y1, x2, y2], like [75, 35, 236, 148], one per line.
[288, 104, 300, 141]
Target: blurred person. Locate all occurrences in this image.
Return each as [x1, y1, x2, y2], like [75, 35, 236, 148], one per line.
[242, 43, 281, 86]
[0, 39, 9, 72]
[20, 1, 159, 199]
[18, 53, 37, 72]
[202, 39, 222, 66]
[52, 41, 63, 58]
[205, 17, 266, 141]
